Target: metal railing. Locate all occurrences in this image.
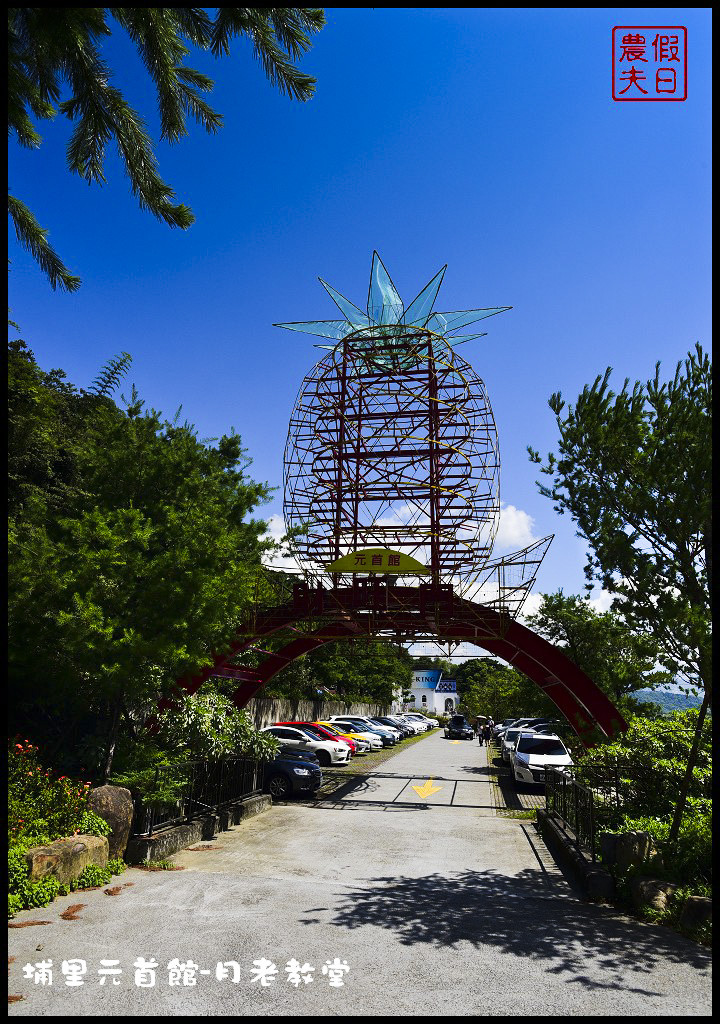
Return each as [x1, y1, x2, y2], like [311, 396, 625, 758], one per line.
[545, 768, 597, 861]
[131, 757, 264, 837]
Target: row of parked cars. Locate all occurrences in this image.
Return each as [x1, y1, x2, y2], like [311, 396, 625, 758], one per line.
[491, 717, 574, 788]
[261, 713, 440, 799]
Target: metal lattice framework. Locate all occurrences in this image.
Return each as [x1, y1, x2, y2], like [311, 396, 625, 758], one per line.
[284, 328, 501, 597]
[169, 254, 628, 744]
[278, 253, 551, 614]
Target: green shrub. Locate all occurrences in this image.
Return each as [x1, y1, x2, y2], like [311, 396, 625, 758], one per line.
[8, 737, 120, 918]
[8, 737, 94, 844]
[75, 809, 112, 836]
[8, 852, 126, 917]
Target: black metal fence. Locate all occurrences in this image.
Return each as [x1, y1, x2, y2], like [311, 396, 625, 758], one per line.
[545, 768, 598, 861]
[131, 757, 264, 837]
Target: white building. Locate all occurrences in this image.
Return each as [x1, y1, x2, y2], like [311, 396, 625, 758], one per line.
[406, 669, 459, 714]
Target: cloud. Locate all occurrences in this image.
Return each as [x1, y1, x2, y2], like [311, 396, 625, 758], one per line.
[493, 503, 538, 554]
[586, 589, 614, 614]
[517, 592, 544, 622]
[261, 514, 303, 574]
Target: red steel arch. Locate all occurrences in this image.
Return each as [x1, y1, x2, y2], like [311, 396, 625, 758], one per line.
[173, 584, 627, 745]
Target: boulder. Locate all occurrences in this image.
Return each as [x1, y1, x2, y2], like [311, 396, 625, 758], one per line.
[88, 784, 134, 860]
[25, 835, 109, 885]
[586, 867, 615, 902]
[601, 830, 655, 872]
[678, 896, 712, 932]
[630, 876, 679, 912]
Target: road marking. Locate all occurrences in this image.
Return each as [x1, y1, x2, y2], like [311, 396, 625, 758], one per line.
[412, 778, 443, 798]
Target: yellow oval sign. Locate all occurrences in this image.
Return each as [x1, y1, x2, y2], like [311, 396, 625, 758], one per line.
[326, 548, 430, 574]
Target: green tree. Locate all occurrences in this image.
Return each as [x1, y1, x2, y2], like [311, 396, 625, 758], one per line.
[9, 340, 276, 777]
[454, 658, 556, 722]
[529, 344, 711, 843]
[525, 591, 673, 711]
[265, 638, 413, 708]
[8, 7, 325, 290]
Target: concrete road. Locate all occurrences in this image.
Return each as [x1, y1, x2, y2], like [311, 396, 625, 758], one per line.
[8, 731, 712, 1016]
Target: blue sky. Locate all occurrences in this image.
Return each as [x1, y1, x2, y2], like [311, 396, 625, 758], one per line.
[8, 8, 711, 617]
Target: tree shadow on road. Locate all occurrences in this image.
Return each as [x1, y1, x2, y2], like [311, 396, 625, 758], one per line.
[327, 867, 711, 993]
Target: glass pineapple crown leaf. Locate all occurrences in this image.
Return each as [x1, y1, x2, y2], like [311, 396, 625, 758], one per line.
[274, 252, 511, 346]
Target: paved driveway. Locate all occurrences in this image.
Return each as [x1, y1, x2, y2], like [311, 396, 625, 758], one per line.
[8, 731, 712, 1016]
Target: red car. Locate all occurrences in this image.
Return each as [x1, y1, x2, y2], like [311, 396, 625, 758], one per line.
[275, 721, 357, 756]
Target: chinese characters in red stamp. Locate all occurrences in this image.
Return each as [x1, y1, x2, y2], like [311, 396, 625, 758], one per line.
[612, 26, 687, 101]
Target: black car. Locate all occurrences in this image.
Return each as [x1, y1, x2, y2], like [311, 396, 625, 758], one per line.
[263, 747, 323, 799]
[444, 715, 475, 740]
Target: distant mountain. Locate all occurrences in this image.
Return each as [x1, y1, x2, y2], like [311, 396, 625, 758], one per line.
[633, 688, 704, 713]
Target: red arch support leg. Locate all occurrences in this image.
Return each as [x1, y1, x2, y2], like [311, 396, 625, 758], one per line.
[173, 588, 627, 745]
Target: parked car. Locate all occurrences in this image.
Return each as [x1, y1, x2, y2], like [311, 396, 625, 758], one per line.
[374, 716, 412, 739]
[510, 732, 573, 787]
[444, 715, 475, 740]
[310, 722, 372, 754]
[381, 715, 415, 737]
[317, 720, 383, 750]
[344, 716, 398, 744]
[393, 715, 424, 734]
[493, 718, 518, 738]
[401, 713, 436, 731]
[495, 717, 550, 742]
[368, 717, 404, 741]
[328, 717, 395, 747]
[260, 725, 350, 767]
[500, 726, 538, 762]
[274, 721, 367, 756]
[262, 748, 323, 799]
[529, 721, 564, 736]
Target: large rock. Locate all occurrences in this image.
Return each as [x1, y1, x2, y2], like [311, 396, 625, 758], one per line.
[88, 784, 134, 860]
[678, 896, 712, 932]
[601, 830, 655, 872]
[25, 835, 109, 885]
[630, 876, 679, 912]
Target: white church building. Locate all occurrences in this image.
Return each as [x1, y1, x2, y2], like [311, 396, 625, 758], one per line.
[405, 668, 459, 714]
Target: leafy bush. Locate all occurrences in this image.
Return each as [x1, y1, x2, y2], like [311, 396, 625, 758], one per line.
[75, 809, 112, 836]
[9, 738, 93, 845]
[573, 710, 712, 821]
[109, 686, 279, 800]
[8, 737, 119, 917]
[8, 857, 127, 917]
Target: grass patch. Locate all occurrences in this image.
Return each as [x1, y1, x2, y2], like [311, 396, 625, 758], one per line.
[134, 859, 184, 871]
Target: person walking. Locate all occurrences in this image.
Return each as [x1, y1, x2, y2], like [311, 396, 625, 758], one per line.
[483, 722, 492, 746]
[477, 720, 484, 746]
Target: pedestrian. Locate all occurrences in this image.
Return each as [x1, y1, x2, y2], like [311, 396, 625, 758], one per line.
[483, 722, 492, 745]
[477, 720, 484, 746]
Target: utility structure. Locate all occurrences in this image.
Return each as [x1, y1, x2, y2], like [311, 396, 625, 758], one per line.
[173, 254, 626, 743]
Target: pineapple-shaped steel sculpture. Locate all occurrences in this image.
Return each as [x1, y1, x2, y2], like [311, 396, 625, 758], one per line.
[277, 253, 547, 604]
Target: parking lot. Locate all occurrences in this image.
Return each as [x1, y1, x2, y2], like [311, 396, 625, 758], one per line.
[9, 728, 712, 1016]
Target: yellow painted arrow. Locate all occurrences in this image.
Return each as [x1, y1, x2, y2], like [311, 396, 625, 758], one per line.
[412, 778, 443, 799]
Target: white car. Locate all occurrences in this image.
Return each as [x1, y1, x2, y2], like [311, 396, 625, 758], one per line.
[392, 715, 423, 734]
[352, 717, 398, 744]
[261, 725, 350, 767]
[385, 715, 421, 735]
[511, 732, 574, 786]
[401, 713, 436, 731]
[500, 726, 538, 763]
